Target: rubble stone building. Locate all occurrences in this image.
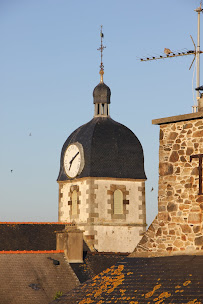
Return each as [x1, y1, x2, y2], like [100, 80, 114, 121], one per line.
[51, 99, 203, 304]
[134, 110, 203, 256]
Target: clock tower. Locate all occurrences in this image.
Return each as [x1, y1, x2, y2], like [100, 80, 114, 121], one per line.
[57, 28, 147, 252]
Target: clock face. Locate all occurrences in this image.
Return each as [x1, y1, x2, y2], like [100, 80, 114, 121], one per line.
[64, 143, 84, 178]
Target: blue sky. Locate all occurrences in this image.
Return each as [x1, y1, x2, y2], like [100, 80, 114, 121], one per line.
[1, 0, 202, 225]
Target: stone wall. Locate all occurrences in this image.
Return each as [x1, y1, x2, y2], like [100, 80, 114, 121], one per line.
[58, 177, 146, 252]
[134, 117, 203, 256]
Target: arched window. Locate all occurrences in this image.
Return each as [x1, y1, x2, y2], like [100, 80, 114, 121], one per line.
[72, 190, 78, 215]
[113, 189, 123, 214]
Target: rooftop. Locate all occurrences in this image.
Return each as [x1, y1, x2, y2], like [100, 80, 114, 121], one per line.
[0, 252, 79, 304]
[51, 255, 203, 304]
[152, 111, 203, 125]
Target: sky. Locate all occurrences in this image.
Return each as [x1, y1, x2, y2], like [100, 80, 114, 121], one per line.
[1, 0, 202, 226]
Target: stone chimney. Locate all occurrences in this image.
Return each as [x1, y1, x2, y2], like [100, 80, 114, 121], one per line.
[56, 223, 83, 263]
[198, 93, 203, 112]
[131, 111, 203, 257]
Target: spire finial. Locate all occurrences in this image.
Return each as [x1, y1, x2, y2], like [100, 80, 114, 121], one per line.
[97, 25, 106, 83]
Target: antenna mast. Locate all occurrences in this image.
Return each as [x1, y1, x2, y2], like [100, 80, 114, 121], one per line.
[195, 3, 202, 102]
[139, 4, 203, 112]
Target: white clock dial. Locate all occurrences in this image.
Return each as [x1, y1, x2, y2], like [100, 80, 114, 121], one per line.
[64, 143, 84, 178]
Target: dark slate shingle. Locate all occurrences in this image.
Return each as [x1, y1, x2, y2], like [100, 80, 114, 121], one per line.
[50, 255, 203, 304]
[70, 252, 127, 283]
[0, 223, 65, 251]
[57, 117, 146, 181]
[0, 253, 79, 304]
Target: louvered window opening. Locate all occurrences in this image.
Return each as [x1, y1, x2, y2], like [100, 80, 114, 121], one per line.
[113, 189, 123, 214]
[72, 190, 78, 215]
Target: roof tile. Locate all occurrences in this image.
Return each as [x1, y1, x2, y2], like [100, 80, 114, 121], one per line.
[51, 255, 203, 304]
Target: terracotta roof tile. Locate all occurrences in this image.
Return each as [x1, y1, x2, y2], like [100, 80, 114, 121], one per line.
[0, 250, 64, 254]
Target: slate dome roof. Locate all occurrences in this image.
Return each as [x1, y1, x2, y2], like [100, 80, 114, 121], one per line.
[93, 82, 111, 104]
[57, 117, 146, 181]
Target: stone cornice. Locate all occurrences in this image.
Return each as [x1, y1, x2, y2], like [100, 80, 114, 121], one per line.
[76, 222, 147, 227]
[152, 112, 203, 125]
[57, 177, 146, 183]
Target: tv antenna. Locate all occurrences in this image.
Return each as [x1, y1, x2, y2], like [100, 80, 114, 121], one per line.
[139, 3, 203, 113]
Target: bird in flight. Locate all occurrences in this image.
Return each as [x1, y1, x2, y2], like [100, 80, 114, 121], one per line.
[151, 187, 154, 192]
[11, 170, 13, 173]
[29, 133, 32, 136]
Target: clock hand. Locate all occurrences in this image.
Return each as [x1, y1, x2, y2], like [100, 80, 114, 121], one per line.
[69, 152, 79, 170]
[71, 152, 79, 162]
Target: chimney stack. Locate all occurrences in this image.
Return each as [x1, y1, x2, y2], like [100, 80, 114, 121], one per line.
[198, 93, 203, 111]
[56, 223, 83, 263]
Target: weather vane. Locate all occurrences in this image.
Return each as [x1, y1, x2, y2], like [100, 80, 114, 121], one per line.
[97, 25, 106, 83]
[139, 3, 203, 113]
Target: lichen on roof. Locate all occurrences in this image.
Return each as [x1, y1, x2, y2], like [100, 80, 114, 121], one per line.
[51, 256, 203, 304]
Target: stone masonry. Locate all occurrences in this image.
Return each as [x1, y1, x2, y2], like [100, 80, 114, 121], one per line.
[58, 177, 146, 252]
[133, 112, 203, 256]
